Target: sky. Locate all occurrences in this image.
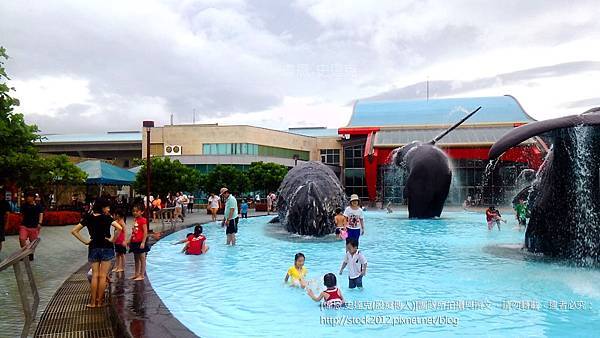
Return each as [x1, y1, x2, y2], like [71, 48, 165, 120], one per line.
[1, 0, 600, 134]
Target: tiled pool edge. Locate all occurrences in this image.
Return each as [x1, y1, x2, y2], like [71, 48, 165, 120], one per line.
[109, 213, 271, 338]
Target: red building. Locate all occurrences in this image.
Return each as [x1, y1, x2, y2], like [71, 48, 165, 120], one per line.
[338, 95, 545, 206]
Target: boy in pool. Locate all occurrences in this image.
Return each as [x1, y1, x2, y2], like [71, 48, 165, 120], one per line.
[307, 273, 345, 308]
[334, 207, 347, 240]
[284, 252, 308, 288]
[514, 198, 528, 231]
[485, 205, 506, 231]
[339, 238, 367, 289]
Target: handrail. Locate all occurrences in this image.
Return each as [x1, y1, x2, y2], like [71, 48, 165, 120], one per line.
[0, 238, 41, 338]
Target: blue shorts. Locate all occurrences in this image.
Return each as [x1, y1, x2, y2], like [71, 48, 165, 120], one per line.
[88, 247, 115, 262]
[349, 275, 363, 289]
[347, 228, 361, 242]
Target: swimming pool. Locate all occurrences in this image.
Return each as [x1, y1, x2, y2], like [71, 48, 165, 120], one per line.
[146, 212, 600, 337]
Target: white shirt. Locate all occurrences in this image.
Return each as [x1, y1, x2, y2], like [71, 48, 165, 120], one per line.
[255, 194, 260, 202]
[208, 196, 220, 209]
[343, 206, 364, 229]
[344, 250, 367, 279]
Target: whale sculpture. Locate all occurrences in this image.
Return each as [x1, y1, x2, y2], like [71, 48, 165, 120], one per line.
[392, 107, 481, 218]
[276, 161, 347, 236]
[489, 107, 600, 262]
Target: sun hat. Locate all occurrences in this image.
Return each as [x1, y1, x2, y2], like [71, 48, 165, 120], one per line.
[220, 187, 229, 195]
[350, 194, 360, 202]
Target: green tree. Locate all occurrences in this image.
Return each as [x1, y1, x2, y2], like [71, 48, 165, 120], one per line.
[0, 47, 86, 193]
[203, 165, 250, 196]
[246, 161, 289, 194]
[0, 47, 42, 186]
[133, 157, 202, 197]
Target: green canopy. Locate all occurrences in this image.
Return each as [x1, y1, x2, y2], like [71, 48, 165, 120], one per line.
[76, 160, 136, 185]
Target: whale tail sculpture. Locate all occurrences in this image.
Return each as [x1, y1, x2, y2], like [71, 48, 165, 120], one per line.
[392, 106, 481, 218]
[489, 107, 600, 263]
[276, 161, 347, 236]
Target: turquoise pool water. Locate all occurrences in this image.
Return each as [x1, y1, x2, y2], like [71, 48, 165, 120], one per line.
[146, 212, 600, 337]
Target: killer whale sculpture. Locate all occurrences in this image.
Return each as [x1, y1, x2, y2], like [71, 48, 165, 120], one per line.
[391, 107, 481, 218]
[275, 161, 347, 236]
[489, 107, 600, 262]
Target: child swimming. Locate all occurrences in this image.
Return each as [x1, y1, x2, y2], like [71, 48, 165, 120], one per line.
[334, 207, 347, 240]
[284, 252, 308, 288]
[173, 224, 209, 255]
[307, 273, 345, 308]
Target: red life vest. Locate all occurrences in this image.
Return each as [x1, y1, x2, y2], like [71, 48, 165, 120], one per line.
[187, 234, 206, 255]
[323, 287, 343, 307]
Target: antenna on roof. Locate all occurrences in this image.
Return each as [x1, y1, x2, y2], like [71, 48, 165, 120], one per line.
[170, 113, 174, 126]
[429, 106, 481, 145]
[193, 109, 196, 124]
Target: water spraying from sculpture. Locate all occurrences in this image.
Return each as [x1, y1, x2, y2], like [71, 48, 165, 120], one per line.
[275, 161, 347, 236]
[489, 107, 600, 264]
[390, 107, 481, 218]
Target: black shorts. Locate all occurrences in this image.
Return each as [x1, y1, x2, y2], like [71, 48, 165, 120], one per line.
[129, 241, 150, 254]
[349, 276, 363, 289]
[115, 244, 127, 254]
[226, 217, 239, 234]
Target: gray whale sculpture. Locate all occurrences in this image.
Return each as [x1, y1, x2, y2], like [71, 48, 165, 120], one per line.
[489, 107, 600, 263]
[392, 107, 481, 218]
[276, 161, 347, 236]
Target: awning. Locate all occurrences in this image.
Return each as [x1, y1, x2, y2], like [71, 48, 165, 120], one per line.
[76, 160, 136, 185]
[374, 126, 532, 147]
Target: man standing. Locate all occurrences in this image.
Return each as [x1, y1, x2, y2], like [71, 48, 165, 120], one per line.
[221, 187, 239, 246]
[20, 193, 44, 260]
[266, 191, 273, 215]
[0, 192, 11, 254]
[187, 194, 194, 214]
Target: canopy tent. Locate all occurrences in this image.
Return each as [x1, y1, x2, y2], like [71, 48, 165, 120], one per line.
[76, 160, 136, 185]
[128, 165, 142, 175]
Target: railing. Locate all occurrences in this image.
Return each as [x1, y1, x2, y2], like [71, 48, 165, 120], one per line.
[0, 238, 41, 338]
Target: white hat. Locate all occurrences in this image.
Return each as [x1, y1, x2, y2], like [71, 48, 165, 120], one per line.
[220, 187, 229, 195]
[350, 194, 360, 202]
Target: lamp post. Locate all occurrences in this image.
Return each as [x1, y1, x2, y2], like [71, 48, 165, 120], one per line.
[143, 120, 154, 229]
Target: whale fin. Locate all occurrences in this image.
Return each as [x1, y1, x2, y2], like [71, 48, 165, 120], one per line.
[429, 106, 481, 145]
[489, 108, 600, 159]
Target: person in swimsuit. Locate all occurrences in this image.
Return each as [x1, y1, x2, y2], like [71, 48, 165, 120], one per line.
[334, 207, 347, 240]
[307, 273, 345, 308]
[284, 252, 308, 288]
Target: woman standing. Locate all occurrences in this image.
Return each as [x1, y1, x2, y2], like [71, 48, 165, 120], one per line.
[71, 199, 122, 308]
[207, 193, 220, 222]
[343, 194, 365, 245]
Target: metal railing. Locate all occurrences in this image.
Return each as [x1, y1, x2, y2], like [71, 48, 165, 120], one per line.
[0, 238, 41, 338]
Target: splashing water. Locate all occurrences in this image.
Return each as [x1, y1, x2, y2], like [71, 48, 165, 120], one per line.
[571, 125, 599, 263]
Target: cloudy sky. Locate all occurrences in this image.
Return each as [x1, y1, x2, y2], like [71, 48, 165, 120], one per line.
[1, 0, 599, 134]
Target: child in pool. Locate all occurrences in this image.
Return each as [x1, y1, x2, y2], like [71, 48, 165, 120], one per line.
[112, 209, 128, 273]
[183, 225, 209, 255]
[307, 273, 345, 308]
[334, 207, 347, 240]
[240, 199, 249, 219]
[284, 252, 308, 288]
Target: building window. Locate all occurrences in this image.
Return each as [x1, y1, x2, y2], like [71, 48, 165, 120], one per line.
[202, 143, 307, 160]
[344, 144, 367, 199]
[320, 149, 340, 165]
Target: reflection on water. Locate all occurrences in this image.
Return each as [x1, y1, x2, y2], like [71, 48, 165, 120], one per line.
[147, 212, 600, 338]
[0, 226, 87, 337]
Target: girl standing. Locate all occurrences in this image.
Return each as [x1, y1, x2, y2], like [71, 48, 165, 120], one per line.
[71, 198, 122, 308]
[112, 209, 128, 273]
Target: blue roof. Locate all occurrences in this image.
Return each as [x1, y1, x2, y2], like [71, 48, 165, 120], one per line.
[39, 132, 142, 143]
[287, 128, 339, 137]
[349, 96, 534, 127]
[76, 160, 136, 185]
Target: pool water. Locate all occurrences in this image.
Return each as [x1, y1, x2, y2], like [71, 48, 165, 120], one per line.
[147, 212, 600, 337]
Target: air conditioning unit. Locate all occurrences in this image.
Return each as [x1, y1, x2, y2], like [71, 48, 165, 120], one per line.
[164, 144, 182, 156]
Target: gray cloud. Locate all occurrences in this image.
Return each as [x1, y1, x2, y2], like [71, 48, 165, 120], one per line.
[1, 0, 600, 133]
[363, 61, 600, 101]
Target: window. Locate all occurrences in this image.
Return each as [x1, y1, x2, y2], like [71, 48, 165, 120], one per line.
[320, 149, 340, 165]
[202, 143, 307, 159]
